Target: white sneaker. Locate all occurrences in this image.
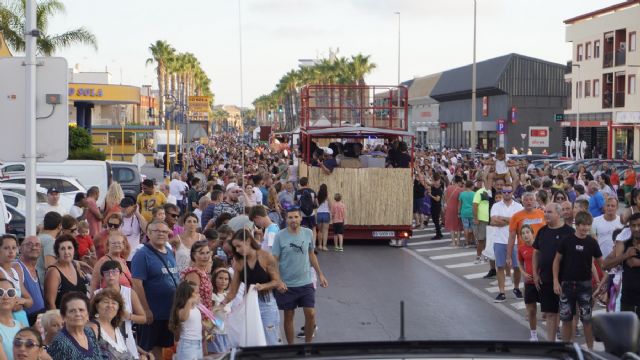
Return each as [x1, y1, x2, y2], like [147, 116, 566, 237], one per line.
[529, 335, 538, 342]
[474, 256, 482, 264]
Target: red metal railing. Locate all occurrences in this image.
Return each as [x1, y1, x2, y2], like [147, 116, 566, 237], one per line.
[299, 84, 408, 131]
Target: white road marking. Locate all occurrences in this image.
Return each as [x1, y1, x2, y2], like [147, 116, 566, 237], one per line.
[485, 284, 515, 293]
[416, 246, 456, 252]
[463, 272, 490, 280]
[407, 239, 451, 246]
[445, 261, 484, 269]
[430, 251, 477, 260]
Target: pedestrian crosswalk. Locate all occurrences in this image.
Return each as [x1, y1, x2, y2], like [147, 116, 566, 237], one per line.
[406, 223, 607, 347]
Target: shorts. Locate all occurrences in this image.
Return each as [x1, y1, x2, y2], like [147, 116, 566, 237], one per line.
[493, 243, 519, 269]
[472, 221, 487, 241]
[137, 319, 175, 351]
[317, 212, 330, 224]
[301, 216, 316, 229]
[623, 184, 634, 195]
[461, 217, 473, 231]
[524, 283, 540, 305]
[559, 280, 593, 322]
[274, 283, 315, 310]
[333, 222, 344, 235]
[413, 197, 424, 213]
[540, 281, 560, 314]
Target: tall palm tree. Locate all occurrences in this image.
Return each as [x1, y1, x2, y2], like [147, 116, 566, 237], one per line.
[0, 0, 97, 56]
[146, 40, 175, 126]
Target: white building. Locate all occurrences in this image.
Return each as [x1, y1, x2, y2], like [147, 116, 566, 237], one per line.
[407, 73, 441, 150]
[563, 0, 640, 160]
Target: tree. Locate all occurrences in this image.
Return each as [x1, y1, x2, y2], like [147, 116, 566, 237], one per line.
[146, 40, 175, 128]
[0, 0, 97, 56]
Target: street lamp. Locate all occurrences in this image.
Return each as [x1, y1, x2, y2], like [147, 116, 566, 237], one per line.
[571, 63, 580, 159]
[394, 11, 401, 85]
[470, 0, 477, 156]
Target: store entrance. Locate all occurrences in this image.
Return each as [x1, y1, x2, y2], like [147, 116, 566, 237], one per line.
[561, 127, 608, 159]
[614, 127, 634, 160]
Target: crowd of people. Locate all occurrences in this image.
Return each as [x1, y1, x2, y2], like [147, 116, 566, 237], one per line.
[413, 146, 640, 348]
[2, 132, 640, 359]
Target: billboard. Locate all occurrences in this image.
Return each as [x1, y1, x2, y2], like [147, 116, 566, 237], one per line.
[188, 95, 212, 113]
[528, 126, 549, 148]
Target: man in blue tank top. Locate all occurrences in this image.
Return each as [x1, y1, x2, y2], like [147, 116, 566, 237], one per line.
[16, 235, 45, 326]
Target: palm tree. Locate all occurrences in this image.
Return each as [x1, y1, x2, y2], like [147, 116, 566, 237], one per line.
[146, 40, 175, 126]
[0, 0, 97, 56]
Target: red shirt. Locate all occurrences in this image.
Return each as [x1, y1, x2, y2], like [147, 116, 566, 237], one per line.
[610, 171, 620, 186]
[75, 235, 94, 257]
[518, 243, 535, 284]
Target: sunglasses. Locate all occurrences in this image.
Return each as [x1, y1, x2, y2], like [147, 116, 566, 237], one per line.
[0, 288, 17, 298]
[13, 338, 40, 349]
[502, 190, 513, 194]
[107, 223, 120, 229]
[167, 213, 180, 218]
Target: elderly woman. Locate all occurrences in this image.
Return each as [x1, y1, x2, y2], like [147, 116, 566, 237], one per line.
[46, 292, 102, 359]
[96, 261, 147, 358]
[0, 234, 33, 326]
[89, 288, 151, 360]
[175, 213, 206, 273]
[12, 327, 51, 360]
[40, 310, 62, 346]
[90, 233, 132, 294]
[0, 277, 23, 360]
[44, 235, 89, 310]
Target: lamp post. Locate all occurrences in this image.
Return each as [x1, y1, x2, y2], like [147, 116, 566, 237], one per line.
[394, 11, 401, 85]
[470, 0, 477, 156]
[119, 106, 126, 161]
[572, 63, 580, 159]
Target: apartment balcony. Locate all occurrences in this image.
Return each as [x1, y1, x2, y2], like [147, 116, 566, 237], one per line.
[604, 53, 613, 68]
[615, 50, 626, 67]
[615, 92, 625, 108]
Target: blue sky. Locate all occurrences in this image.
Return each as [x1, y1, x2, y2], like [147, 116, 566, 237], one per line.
[46, 0, 620, 106]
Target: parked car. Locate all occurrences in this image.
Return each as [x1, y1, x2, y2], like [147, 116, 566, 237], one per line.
[0, 173, 86, 206]
[5, 203, 24, 240]
[1, 188, 53, 212]
[107, 161, 142, 201]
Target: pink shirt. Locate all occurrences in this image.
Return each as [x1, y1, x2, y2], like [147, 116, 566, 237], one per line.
[86, 198, 102, 237]
[331, 202, 346, 223]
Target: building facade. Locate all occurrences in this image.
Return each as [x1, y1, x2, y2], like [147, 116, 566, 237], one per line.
[562, 0, 640, 160]
[430, 54, 568, 154]
[408, 73, 441, 150]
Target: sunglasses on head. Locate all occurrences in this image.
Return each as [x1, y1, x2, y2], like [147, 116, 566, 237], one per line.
[13, 338, 40, 349]
[0, 288, 17, 298]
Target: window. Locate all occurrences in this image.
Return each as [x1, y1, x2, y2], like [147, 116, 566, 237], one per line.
[3, 164, 25, 172]
[630, 75, 637, 95]
[577, 44, 584, 61]
[594, 40, 601, 58]
[113, 168, 136, 183]
[2, 179, 24, 185]
[3, 195, 18, 207]
[60, 180, 79, 192]
[586, 42, 592, 59]
[594, 79, 600, 97]
[630, 32, 637, 52]
[585, 80, 591, 97]
[576, 81, 583, 98]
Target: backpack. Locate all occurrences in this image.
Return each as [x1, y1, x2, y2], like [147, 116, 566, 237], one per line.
[299, 189, 315, 217]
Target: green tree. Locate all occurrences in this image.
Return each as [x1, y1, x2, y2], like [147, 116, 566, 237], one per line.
[0, 0, 97, 56]
[68, 125, 91, 150]
[146, 40, 175, 127]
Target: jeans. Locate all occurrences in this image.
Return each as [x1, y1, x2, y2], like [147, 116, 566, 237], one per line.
[259, 292, 282, 345]
[175, 338, 202, 360]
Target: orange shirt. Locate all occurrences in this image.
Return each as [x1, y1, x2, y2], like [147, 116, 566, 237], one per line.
[625, 169, 636, 186]
[509, 209, 546, 244]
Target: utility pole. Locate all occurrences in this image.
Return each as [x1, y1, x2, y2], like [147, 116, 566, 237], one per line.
[471, 0, 477, 156]
[25, 0, 37, 236]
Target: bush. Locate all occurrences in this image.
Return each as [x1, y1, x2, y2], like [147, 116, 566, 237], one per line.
[69, 126, 92, 150]
[69, 148, 106, 160]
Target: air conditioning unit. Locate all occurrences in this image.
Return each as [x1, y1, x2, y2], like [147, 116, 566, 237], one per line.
[620, 42, 626, 50]
[606, 75, 613, 84]
[606, 36, 614, 43]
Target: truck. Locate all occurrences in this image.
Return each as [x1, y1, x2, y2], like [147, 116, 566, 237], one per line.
[153, 129, 183, 168]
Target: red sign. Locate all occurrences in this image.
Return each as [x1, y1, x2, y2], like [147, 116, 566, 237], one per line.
[482, 97, 489, 117]
[439, 123, 447, 129]
[420, 111, 432, 118]
[530, 129, 548, 137]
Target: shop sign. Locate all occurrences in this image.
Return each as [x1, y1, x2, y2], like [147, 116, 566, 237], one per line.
[69, 87, 103, 97]
[482, 97, 489, 117]
[529, 126, 549, 147]
[416, 127, 429, 132]
[496, 119, 506, 134]
[616, 111, 640, 124]
[188, 96, 212, 113]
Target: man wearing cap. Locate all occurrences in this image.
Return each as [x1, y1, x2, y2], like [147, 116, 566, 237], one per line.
[120, 197, 148, 261]
[320, 147, 338, 175]
[137, 179, 167, 222]
[35, 187, 68, 225]
[225, 182, 245, 215]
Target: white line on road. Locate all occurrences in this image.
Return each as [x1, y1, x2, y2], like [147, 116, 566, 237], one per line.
[485, 284, 515, 293]
[416, 246, 456, 252]
[511, 302, 526, 310]
[430, 251, 477, 260]
[463, 272, 490, 280]
[402, 248, 532, 332]
[445, 261, 483, 269]
[407, 239, 451, 246]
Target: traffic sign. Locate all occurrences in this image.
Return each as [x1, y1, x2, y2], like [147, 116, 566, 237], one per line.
[496, 119, 506, 134]
[520, 133, 527, 140]
[554, 113, 564, 121]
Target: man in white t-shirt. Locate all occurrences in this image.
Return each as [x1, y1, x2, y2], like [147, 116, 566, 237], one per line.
[169, 172, 188, 211]
[592, 197, 623, 258]
[36, 187, 69, 225]
[159, 183, 177, 206]
[249, 205, 280, 251]
[489, 184, 524, 302]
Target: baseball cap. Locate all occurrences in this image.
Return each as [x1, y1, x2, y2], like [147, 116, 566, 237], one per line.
[47, 187, 59, 194]
[120, 197, 135, 208]
[226, 182, 240, 191]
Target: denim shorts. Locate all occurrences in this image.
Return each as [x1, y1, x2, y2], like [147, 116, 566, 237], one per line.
[259, 292, 282, 345]
[175, 338, 202, 360]
[559, 280, 593, 322]
[274, 283, 315, 310]
[493, 243, 518, 269]
[461, 217, 473, 230]
[317, 212, 330, 224]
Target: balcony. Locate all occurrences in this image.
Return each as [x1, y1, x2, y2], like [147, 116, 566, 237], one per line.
[615, 92, 625, 108]
[615, 50, 626, 67]
[604, 53, 613, 68]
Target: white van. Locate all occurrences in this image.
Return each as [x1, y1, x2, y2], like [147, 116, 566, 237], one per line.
[1, 160, 112, 206]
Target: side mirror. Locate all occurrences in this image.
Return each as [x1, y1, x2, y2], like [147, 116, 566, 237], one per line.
[593, 312, 639, 357]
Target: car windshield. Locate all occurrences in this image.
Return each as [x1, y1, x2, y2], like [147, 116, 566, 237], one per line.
[4, 0, 638, 359]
